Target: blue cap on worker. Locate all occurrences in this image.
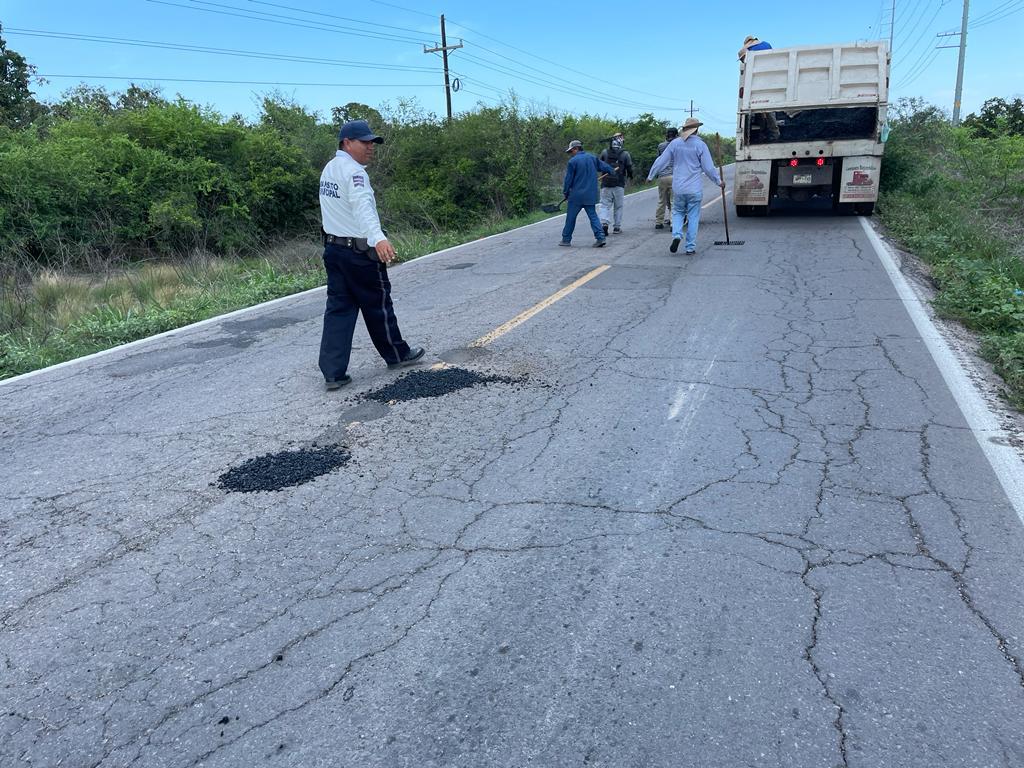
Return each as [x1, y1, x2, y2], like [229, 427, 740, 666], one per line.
[338, 119, 384, 144]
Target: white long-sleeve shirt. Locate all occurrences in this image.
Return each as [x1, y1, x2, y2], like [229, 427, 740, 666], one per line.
[319, 150, 387, 246]
[647, 135, 722, 195]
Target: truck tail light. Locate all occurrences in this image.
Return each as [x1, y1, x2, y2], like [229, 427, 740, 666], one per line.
[789, 159, 799, 167]
[816, 157, 825, 166]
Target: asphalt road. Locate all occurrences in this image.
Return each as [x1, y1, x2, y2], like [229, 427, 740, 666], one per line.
[3, 176, 1024, 768]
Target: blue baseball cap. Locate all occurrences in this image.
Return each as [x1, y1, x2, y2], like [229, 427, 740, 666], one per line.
[338, 119, 384, 144]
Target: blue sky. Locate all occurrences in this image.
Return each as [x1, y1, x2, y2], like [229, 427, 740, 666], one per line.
[3, 0, 1022, 134]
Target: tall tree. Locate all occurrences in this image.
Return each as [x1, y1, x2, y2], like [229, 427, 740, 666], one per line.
[0, 23, 44, 129]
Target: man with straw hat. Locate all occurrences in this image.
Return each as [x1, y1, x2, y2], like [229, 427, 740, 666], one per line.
[646, 117, 724, 255]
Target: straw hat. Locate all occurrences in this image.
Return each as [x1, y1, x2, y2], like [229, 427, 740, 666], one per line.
[680, 117, 703, 139]
[738, 35, 760, 60]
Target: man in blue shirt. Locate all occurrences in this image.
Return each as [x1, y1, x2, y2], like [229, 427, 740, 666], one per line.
[647, 118, 724, 255]
[560, 140, 617, 248]
[738, 36, 772, 61]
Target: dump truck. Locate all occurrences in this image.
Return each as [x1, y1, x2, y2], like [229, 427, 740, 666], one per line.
[734, 41, 890, 216]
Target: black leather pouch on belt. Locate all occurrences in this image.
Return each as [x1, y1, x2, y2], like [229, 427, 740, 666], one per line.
[323, 231, 372, 253]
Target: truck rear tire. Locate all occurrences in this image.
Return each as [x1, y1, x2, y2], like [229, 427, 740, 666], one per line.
[735, 205, 750, 217]
[854, 203, 875, 216]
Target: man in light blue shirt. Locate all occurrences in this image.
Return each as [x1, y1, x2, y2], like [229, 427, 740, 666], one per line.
[647, 117, 725, 254]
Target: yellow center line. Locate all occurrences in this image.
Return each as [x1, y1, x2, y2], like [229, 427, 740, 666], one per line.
[470, 264, 612, 348]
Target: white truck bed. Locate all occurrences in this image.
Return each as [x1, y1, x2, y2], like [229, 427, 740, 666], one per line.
[741, 41, 889, 111]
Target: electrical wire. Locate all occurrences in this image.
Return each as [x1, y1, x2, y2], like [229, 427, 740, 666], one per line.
[892, 0, 930, 52]
[970, 0, 1024, 27]
[145, 0, 428, 45]
[970, 0, 1024, 25]
[227, 0, 430, 36]
[892, 2, 947, 77]
[444, 17, 670, 104]
[38, 74, 439, 87]
[454, 49, 685, 113]
[5, 28, 438, 73]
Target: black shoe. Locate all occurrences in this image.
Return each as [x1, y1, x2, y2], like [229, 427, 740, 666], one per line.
[655, 223, 664, 229]
[593, 239, 607, 248]
[602, 223, 609, 236]
[558, 241, 571, 247]
[387, 346, 426, 369]
[685, 249, 696, 255]
[324, 375, 352, 391]
[612, 226, 621, 234]
[670, 238, 681, 253]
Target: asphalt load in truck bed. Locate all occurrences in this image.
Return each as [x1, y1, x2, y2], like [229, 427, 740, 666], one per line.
[363, 367, 520, 404]
[217, 444, 351, 493]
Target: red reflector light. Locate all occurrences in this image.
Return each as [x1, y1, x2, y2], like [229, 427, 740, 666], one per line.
[816, 157, 825, 166]
[789, 159, 799, 167]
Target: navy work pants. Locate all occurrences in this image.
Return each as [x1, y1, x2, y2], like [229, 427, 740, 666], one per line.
[318, 243, 411, 381]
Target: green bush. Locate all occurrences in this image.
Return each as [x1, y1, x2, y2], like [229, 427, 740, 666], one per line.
[880, 97, 1024, 405]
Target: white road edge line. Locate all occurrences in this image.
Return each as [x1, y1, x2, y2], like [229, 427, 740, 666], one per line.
[859, 216, 1024, 524]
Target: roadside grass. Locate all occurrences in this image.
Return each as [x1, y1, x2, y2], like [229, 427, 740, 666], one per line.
[878, 111, 1024, 408]
[0, 208, 563, 381]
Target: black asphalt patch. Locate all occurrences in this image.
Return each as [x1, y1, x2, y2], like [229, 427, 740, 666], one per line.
[218, 444, 351, 493]
[364, 367, 519, 404]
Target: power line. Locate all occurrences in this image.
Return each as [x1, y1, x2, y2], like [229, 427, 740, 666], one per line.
[38, 74, 439, 87]
[892, 0, 930, 50]
[365, 0, 438, 19]
[5, 28, 438, 73]
[444, 17, 670, 105]
[970, 0, 1024, 26]
[970, 0, 1024, 24]
[892, 2, 947, 75]
[455, 50, 684, 113]
[221, 0, 430, 37]
[146, 0, 427, 45]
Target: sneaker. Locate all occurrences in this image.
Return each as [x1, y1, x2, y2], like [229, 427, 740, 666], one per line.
[612, 226, 621, 234]
[670, 238, 681, 254]
[558, 241, 571, 247]
[324, 375, 352, 391]
[593, 239, 607, 248]
[654, 223, 664, 230]
[602, 223, 609, 236]
[387, 346, 426, 369]
[685, 249, 696, 255]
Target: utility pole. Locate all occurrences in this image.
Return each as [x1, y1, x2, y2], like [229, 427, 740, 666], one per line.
[423, 14, 463, 122]
[889, 0, 896, 52]
[688, 100, 697, 118]
[952, 0, 969, 125]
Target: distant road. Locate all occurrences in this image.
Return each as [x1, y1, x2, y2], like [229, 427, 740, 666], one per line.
[3, 174, 1024, 768]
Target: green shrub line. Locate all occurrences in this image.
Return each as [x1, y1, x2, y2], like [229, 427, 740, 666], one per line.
[878, 98, 1024, 408]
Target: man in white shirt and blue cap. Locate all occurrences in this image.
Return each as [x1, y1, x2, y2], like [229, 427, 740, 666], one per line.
[318, 119, 424, 390]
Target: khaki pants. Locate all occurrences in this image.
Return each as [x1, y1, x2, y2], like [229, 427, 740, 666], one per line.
[656, 176, 673, 224]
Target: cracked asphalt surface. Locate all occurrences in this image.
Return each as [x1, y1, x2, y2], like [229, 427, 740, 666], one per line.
[3, 176, 1024, 767]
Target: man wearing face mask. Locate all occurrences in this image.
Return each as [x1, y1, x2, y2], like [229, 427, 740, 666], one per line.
[598, 132, 634, 235]
[317, 119, 425, 391]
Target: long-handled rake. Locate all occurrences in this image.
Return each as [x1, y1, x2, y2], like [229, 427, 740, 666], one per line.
[713, 133, 744, 246]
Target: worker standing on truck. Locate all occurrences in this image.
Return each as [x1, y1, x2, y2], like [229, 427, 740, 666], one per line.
[317, 119, 425, 390]
[738, 35, 772, 61]
[598, 132, 634, 235]
[654, 126, 677, 229]
[646, 117, 724, 255]
[560, 139, 617, 248]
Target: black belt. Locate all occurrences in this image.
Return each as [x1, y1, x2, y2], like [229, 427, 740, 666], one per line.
[323, 233, 364, 249]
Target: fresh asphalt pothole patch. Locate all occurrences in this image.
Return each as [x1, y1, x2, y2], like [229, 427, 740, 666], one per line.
[217, 444, 351, 493]
[363, 366, 521, 404]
